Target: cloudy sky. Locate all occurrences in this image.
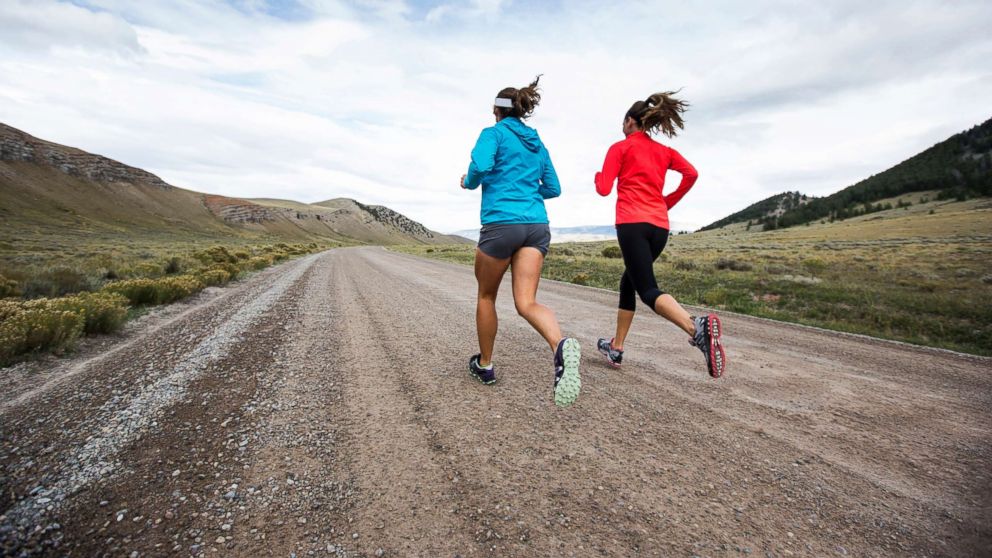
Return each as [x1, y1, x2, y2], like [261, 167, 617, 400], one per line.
[1, 0, 990, 232]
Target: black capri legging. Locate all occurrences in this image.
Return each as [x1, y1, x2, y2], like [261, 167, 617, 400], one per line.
[616, 222, 670, 312]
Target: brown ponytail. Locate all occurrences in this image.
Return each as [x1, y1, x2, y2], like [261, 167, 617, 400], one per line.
[495, 75, 542, 120]
[625, 90, 689, 138]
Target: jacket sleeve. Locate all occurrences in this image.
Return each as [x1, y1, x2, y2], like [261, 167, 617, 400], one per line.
[662, 147, 698, 209]
[538, 146, 561, 199]
[464, 128, 498, 190]
[594, 143, 622, 196]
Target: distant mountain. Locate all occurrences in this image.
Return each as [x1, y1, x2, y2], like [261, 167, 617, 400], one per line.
[452, 223, 695, 244]
[0, 122, 466, 246]
[702, 117, 992, 231]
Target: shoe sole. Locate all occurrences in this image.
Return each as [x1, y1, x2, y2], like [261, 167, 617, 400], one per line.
[707, 314, 726, 378]
[555, 338, 582, 407]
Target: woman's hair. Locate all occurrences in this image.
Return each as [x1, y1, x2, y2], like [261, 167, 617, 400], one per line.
[625, 91, 689, 138]
[494, 75, 542, 119]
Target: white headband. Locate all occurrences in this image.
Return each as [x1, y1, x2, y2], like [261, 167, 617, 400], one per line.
[494, 97, 513, 108]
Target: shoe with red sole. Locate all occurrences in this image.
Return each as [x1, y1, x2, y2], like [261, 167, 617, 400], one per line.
[689, 314, 726, 378]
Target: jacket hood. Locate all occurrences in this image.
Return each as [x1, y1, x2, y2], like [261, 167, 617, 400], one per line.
[499, 117, 541, 152]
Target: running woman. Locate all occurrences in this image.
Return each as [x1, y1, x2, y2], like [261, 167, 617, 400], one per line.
[460, 76, 581, 407]
[594, 91, 726, 378]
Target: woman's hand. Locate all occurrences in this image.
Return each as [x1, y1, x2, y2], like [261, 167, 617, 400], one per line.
[460, 174, 467, 189]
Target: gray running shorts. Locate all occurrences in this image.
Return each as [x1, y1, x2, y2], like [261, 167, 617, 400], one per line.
[477, 223, 551, 259]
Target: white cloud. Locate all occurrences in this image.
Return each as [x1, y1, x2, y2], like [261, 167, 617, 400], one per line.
[0, 0, 142, 55]
[0, 0, 990, 233]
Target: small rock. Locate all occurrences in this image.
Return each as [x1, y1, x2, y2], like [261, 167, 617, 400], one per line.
[352, 533, 359, 539]
[375, 549, 384, 557]
[99, 500, 109, 507]
[297, 517, 307, 525]
[165, 511, 174, 520]
[215, 536, 226, 544]
[172, 470, 181, 477]
[221, 524, 231, 531]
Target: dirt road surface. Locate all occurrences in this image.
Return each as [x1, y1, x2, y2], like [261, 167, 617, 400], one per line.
[1, 247, 990, 557]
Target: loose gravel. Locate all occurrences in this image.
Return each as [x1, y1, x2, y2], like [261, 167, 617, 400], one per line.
[1, 247, 989, 557]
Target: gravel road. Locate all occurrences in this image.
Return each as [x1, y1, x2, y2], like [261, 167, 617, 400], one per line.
[1, 247, 989, 557]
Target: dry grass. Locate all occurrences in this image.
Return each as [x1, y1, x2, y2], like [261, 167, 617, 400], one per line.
[397, 196, 992, 356]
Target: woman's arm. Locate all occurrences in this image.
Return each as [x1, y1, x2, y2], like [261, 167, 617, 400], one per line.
[464, 128, 498, 190]
[663, 148, 698, 209]
[538, 147, 561, 199]
[594, 143, 622, 196]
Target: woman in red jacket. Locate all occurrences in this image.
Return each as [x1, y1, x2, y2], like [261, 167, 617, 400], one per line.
[594, 91, 726, 378]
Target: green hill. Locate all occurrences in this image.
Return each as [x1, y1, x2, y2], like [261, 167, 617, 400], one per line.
[703, 117, 992, 231]
[700, 192, 808, 231]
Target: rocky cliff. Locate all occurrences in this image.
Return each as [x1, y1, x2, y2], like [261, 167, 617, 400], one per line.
[0, 124, 172, 189]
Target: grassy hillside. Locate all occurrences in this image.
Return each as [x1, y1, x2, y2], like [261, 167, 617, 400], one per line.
[0, 121, 474, 306]
[396, 194, 992, 356]
[700, 192, 809, 231]
[705, 117, 992, 231]
[0, 122, 459, 249]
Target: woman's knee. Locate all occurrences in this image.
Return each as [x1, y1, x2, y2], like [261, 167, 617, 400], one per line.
[638, 288, 662, 308]
[514, 299, 531, 316]
[478, 290, 498, 303]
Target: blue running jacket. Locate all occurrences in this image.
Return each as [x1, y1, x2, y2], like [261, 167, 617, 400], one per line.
[464, 117, 561, 225]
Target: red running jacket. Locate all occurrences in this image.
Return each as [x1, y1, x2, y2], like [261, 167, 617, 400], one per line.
[594, 131, 698, 229]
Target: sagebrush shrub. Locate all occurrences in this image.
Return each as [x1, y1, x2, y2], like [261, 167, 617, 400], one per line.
[164, 257, 182, 275]
[208, 262, 240, 278]
[715, 258, 753, 272]
[0, 274, 19, 298]
[103, 278, 161, 305]
[0, 300, 84, 365]
[132, 262, 165, 278]
[246, 256, 272, 271]
[198, 269, 231, 287]
[48, 292, 129, 334]
[601, 246, 622, 259]
[22, 267, 96, 298]
[200, 246, 237, 264]
[155, 275, 204, 303]
[103, 275, 202, 305]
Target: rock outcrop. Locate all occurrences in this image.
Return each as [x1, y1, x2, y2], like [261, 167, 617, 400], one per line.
[357, 202, 436, 239]
[0, 123, 172, 189]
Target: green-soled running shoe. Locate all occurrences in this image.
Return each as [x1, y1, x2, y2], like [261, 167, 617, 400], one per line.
[553, 337, 581, 407]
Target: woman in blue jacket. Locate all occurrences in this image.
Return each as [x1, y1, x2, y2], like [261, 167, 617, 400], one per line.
[460, 76, 581, 408]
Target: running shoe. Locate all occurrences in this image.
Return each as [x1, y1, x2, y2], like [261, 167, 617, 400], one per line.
[596, 337, 623, 368]
[553, 338, 581, 407]
[468, 354, 496, 385]
[688, 314, 726, 378]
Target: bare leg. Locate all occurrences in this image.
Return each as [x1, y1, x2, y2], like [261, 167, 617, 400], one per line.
[474, 248, 511, 366]
[612, 309, 635, 349]
[654, 294, 695, 336]
[510, 248, 562, 352]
